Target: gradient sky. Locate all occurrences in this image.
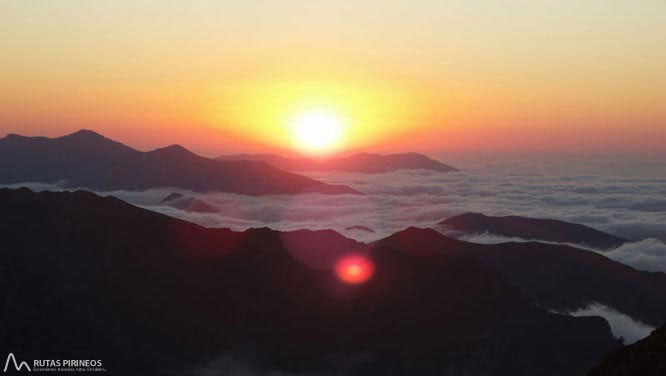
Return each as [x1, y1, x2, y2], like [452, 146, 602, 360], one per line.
[2, 0, 665, 156]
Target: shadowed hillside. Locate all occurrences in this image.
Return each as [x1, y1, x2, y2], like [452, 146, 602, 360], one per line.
[588, 325, 666, 376]
[440, 213, 628, 249]
[0, 188, 618, 375]
[375, 227, 666, 327]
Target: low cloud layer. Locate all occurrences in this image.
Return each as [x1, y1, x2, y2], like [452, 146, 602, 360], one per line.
[564, 302, 656, 344]
[5, 168, 666, 270]
[602, 239, 666, 273]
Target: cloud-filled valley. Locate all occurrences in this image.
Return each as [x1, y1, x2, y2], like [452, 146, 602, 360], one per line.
[12, 170, 666, 237]
[4, 164, 666, 366]
[8, 168, 666, 274]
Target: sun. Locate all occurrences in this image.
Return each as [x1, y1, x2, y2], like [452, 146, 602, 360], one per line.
[290, 109, 344, 155]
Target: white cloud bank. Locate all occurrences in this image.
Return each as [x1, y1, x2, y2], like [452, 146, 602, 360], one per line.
[564, 302, 656, 344]
[602, 239, 666, 273]
[4, 163, 665, 360]
[5, 169, 666, 271]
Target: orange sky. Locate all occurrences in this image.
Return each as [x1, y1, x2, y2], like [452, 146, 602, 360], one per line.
[1, 1, 665, 157]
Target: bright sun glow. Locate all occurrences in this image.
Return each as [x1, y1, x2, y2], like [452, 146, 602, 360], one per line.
[290, 109, 344, 154]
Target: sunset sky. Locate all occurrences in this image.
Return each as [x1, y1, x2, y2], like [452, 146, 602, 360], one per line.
[2, 0, 665, 156]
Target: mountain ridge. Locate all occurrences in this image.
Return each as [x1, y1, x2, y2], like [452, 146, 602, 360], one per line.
[0, 130, 361, 196]
[376, 226, 666, 327]
[216, 151, 458, 173]
[439, 212, 628, 249]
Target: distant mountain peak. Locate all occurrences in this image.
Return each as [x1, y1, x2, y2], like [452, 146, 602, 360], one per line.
[398, 226, 446, 236]
[160, 192, 184, 203]
[385, 226, 461, 243]
[440, 213, 628, 249]
[1, 133, 48, 144]
[163, 144, 188, 152]
[216, 151, 458, 173]
[344, 225, 375, 233]
[150, 144, 192, 154]
[67, 129, 105, 138]
[158, 193, 218, 213]
[60, 129, 115, 144]
[0, 129, 362, 195]
[3, 133, 27, 139]
[373, 226, 466, 255]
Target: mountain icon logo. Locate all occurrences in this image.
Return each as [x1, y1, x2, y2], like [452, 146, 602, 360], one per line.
[3, 354, 31, 372]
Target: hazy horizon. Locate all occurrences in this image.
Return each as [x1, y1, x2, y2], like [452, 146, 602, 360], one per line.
[3, 0, 665, 157]
[3, 128, 666, 173]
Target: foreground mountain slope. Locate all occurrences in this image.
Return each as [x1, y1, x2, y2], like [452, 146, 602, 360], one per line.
[375, 227, 666, 327]
[588, 325, 666, 376]
[217, 152, 458, 173]
[440, 213, 628, 249]
[0, 188, 615, 375]
[0, 130, 360, 195]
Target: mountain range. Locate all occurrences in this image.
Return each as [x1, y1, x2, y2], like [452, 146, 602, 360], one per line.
[0, 130, 360, 195]
[216, 152, 458, 173]
[0, 187, 635, 375]
[440, 213, 628, 249]
[375, 226, 666, 327]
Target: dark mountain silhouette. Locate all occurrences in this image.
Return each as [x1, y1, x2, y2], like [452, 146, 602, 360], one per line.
[374, 227, 666, 327]
[216, 152, 458, 173]
[440, 213, 628, 249]
[160, 192, 184, 202]
[588, 325, 666, 376]
[165, 197, 217, 213]
[0, 130, 361, 195]
[0, 187, 618, 375]
[345, 225, 375, 233]
[158, 192, 218, 213]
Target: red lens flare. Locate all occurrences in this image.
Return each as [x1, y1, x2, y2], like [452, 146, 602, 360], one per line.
[335, 254, 375, 285]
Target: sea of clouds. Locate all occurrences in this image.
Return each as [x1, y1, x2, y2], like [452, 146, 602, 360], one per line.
[6, 161, 665, 344]
[7, 166, 666, 274]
